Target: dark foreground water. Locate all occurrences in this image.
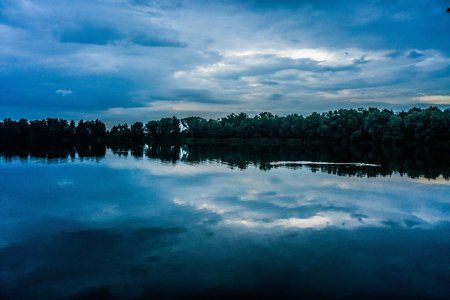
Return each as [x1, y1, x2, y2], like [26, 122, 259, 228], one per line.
[0, 145, 449, 299]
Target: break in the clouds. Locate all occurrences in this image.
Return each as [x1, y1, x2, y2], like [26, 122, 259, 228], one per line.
[0, 0, 450, 122]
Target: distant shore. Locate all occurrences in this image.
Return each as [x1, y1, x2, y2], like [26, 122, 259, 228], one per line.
[1, 107, 449, 149]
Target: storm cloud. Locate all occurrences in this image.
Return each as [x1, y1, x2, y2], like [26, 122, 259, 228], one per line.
[0, 0, 449, 122]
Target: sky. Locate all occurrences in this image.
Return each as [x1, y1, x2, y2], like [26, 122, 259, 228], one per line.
[1, 0, 450, 123]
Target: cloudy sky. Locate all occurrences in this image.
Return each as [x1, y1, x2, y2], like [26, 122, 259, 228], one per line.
[1, 0, 450, 123]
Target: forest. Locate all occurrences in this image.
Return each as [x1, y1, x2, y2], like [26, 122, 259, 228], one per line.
[0, 106, 449, 148]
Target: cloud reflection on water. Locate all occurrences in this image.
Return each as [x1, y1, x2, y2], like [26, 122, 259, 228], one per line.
[105, 156, 450, 231]
[1, 153, 450, 298]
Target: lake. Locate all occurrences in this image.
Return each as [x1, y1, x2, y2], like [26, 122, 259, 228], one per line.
[1, 144, 449, 299]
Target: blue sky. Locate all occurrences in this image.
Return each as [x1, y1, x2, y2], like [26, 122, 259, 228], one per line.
[1, 0, 450, 123]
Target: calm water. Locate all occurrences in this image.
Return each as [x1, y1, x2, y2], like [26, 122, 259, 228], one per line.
[1, 145, 449, 299]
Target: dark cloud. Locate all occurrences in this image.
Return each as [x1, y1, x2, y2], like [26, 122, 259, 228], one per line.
[407, 50, 425, 59]
[59, 25, 121, 45]
[169, 89, 236, 104]
[260, 80, 280, 86]
[58, 24, 186, 48]
[385, 51, 402, 59]
[0, 70, 141, 112]
[172, 88, 213, 101]
[0, 0, 449, 119]
[132, 33, 186, 48]
[269, 93, 284, 100]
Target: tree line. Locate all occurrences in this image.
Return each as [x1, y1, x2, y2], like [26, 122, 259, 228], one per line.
[0, 106, 449, 147]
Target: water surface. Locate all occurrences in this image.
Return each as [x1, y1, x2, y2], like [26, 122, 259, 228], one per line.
[1, 145, 449, 299]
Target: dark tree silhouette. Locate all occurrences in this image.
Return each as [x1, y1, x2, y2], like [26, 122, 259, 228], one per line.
[174, 107, 449, 148]
[1, 107, 449, 148]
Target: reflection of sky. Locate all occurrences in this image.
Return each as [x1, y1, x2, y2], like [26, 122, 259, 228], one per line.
[1, 153, 449, 247]
[107, 155, 450, 231]
[1, 154, 449, 298]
